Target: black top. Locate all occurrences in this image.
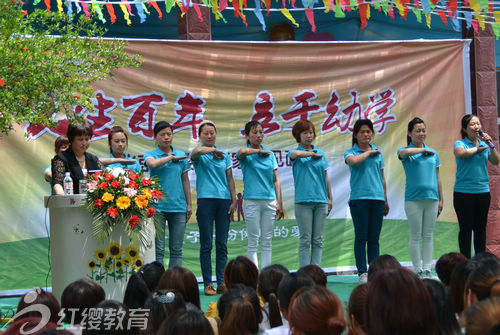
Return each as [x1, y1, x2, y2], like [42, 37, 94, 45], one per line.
[51, 146, 104, 194]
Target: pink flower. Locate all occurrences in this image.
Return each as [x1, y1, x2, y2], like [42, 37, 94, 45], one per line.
[87, 181, 97, 192]
[124, 187, 137, 198]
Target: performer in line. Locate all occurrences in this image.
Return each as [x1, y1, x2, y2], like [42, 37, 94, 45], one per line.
[144, 121, 192, 268]
[190, 120, 236, 296]
[453, 115, 499, 258]
[238, 121, 284, 269]
[398, 117, 443, 278]
[288, 120, 332, 268]
[100, 126, 142, 173]
[44, 135, 70, 188]
[52, 122, 104, 195]
[344, 119, 389, 284]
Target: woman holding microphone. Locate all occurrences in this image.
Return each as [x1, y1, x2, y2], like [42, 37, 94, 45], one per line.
[288, 120, 332, 268]
[238, 121, 283, 269]
[453, 115, 499, 258]
[398, 117, 443, 278]
[190, 120, 236, 296]
[344, 119, 389, 283]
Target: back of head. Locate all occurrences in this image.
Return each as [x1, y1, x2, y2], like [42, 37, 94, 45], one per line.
[142, 289, 186, 335]
[367, 268, 437, 335]
[367, 254, 401, 282]
[297, 264, 327, 286]
[258, 264, 289, 328]
[61, 278, 105, 325]
[464, 297, 500, 335]
[81, 300, 134, 335]
[4, 317, 58, 335]
[156, 266, 200, 309]
[123, 261, 164, 309]
[224, 256, 259, 289]
[422, 279, 461, 335]
[472, 252, 500, 265]
[16, 288, 61, 324]
[158, 309, 214, 335]
[449, 259, 478, 313]
[435, 252, 467, 286]
[467, 260, 500, 302]
[288, 286, 346, 335]
[348, 283, 368, 334]
[277, 272, 315, 317]
[218, 284, 262, 335]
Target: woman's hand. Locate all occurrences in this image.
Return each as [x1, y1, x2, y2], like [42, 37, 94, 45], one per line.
[228, 199, 237, 215]
[276, 203, 284, 220]
[384, 201, 390, 216]
[186, 204, 192, 222]
[171, 155, 187, 162]
[437, 200, 443, 218]
[213, 149, 225, 160]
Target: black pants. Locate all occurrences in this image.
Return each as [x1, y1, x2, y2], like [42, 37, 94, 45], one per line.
[453, 192, 491, 258]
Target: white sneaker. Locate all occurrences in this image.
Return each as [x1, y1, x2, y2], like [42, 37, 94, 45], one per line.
[422, 270, 439, 280]
[359, 273, 368, 284]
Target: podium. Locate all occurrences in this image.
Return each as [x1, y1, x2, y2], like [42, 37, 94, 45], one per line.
[44, 195, 155, 302]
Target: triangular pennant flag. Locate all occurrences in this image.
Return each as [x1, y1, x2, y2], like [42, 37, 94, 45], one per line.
[253, 0, 266, 30]
[421, 0, 431, 14]
[469, 0, 481, 13]
[56, 0, 63, 13]
[478, 0, 488, 12]
[149, 1, 163, 18]
[119, 4, 132, 25]
[492, 22, 500, 39]
[142, 2, 150, 15]
[436, 9, 447, 24]
[33, 0, 41, 5]
[471, 19, 478, 32]
[220, 0, 228, 11]
[134, 2, 146, 23]
[192, 3, 204, 22]
[279, 8, 299, 27]
[120, 0, 134, 17]
[44, 0, 51, 12]
[106, 3, 117, 23]
[464, 10, 472, 29]
[413, 0, 420, 9]
[93, 3, 106, 23]
[333, 5, 346, 17]
[165, 0, 176, 13]
[451, 15, 460, 31]
[80, 0, 90, 18]
[304, 8, 316, 31]
[66, 0, 73, 17]
[322, 0, 331, 13]
[475, 13, 485, 30]
[494, 11, 500, 25]
[412, 8, 422, 22]
[425, 12, 431, 28]
[359, 2, 368, 29]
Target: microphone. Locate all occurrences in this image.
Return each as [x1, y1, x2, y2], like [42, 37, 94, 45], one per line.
[478, 130, 495, 149]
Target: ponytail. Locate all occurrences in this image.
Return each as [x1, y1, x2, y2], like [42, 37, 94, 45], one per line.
[267, 291, 283, 328]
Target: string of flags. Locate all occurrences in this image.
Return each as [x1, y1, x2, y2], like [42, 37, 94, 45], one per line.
[30, 0, 500, 36]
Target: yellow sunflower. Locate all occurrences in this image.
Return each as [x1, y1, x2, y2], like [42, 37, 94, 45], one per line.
[134, 257, 144, 270]
[115, 259, 124, 270]
[116, 196, 131, 210]
[125, 246, 139, 259]
[94, 249, 107, 262]
[104, 263, 112, 272]
[134, 195, 148, 209]
[87, 260, 97, 270]
[102, 192, 114, 202]
[123, 256, 132, 266]
[142, 189, 153, 199]
[107, 242, 122, 259]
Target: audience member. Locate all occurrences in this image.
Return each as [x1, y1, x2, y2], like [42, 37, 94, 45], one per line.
[367, 254, 401, 281]
[422, 279, 461, 335]
[435, 252, 467, 286]
[257, 264, 289, 330]
[123, 261, 165, 309]
[15, 288, 60, 324]
[347, 283, 368, 335]
[4, 317, 57, 335]
[297, 264, 327, 286]
[466, 259, 500, 306]
[157, 309, 214, 335]
[81, 300, 136, 335]
[218, 285, 262, 335]
[449, 259, 478, 315]
[156, 266, 201, 310]
[464, 297, 500, 335]
[60, 278, 105, 329]
[141, 290, 186, 335]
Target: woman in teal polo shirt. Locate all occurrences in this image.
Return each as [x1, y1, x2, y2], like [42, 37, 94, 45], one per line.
[190, 120, 236, 296]
[100, 126, 142, 173]
[453, 115, 499, 258]
[288, 120, 332, 268]
[144, 121, 192, 268]
[398, 117, 443, 278]
[238, 121, 283, 269]
[344, 119, 389, 283]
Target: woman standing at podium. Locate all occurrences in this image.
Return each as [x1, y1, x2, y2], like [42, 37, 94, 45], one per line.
[52, 122, 104, 195]
[100, 126, 142, 173]
[144, 121, 192, 268]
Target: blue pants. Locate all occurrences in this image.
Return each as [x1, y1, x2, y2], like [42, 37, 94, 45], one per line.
[197, 198, 231, 286]
[155, 211, 187, 268]
[349, 199, 385, 274]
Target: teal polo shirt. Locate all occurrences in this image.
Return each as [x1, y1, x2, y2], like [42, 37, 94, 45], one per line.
[144, 146, 191, 212]
[454, 138, 491, 193]
[397, 143, 440, 201]
[190, 146, 232, 199]
[288, 144, 329, 204]
[239, 144, 278, 200]
[104, 153, 142, 173]
[344, 143, 385, 201]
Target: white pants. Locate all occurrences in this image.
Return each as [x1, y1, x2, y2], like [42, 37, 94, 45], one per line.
[244, 199, 277, 269]
[405, 200, 438, 272]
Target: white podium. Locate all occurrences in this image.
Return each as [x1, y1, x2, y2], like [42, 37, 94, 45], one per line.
[44, 195, 155, 302]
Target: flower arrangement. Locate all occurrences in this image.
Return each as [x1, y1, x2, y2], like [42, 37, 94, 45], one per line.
[86, 168, 163, 247]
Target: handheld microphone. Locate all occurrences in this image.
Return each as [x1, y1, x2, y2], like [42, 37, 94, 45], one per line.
[478, 130, 495, 149]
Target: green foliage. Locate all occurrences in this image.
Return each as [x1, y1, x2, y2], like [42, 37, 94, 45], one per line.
[0, 0, 142, 136]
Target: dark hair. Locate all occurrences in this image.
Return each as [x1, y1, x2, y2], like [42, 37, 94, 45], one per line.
[142, 289, 186, 335]
[156, 266, 201, 309]
[3, 317, 58, 335]
[257, 264, 289, 328]
[366, 268, 437, 335]
[244, 121, 262, 146]
[54, 136, 69, 154]
[297, 264, 327, 286]
[422, 279, 461, 335]
[348, 283, 368, 334]
[407, 117, 425, 145]
[435, 252, 467, 287]
[218, 284, 262, 335]
[277, 272, 314, 316]
[66, 122, 93, 144]
[108, 126, 128, 153]
[464, 297, 500, 335]
[224, 256, 259, 290]
[15, 288, 61, 324]
[472, 252, 500, 264]
[153, 121, 172, 137]
[288, 286, 346, 335]
[123, 261, 165, 309]
[197, 120, 216, 136]
[61, 278, 105, 325]
[158, 309, 214, 335]
[291, 120, 315, 143]
[367, 254, 401, 282]
[449, 259, 479, 313]
[81, 300, 135, 335]
[467, 260, 500, 303]
[460, 114, 477, 139]
[352, 119, 374, 146]
[490, 322, 500, 335]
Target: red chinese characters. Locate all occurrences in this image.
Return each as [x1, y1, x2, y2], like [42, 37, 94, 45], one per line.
[240, 91, 281, 137]
[280, 90, 322, 131]
[122, 92, 168, 140]
[171, 90, 206, 142]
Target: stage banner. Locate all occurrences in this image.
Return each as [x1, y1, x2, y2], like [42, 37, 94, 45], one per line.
[0, 40, 469, 287]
